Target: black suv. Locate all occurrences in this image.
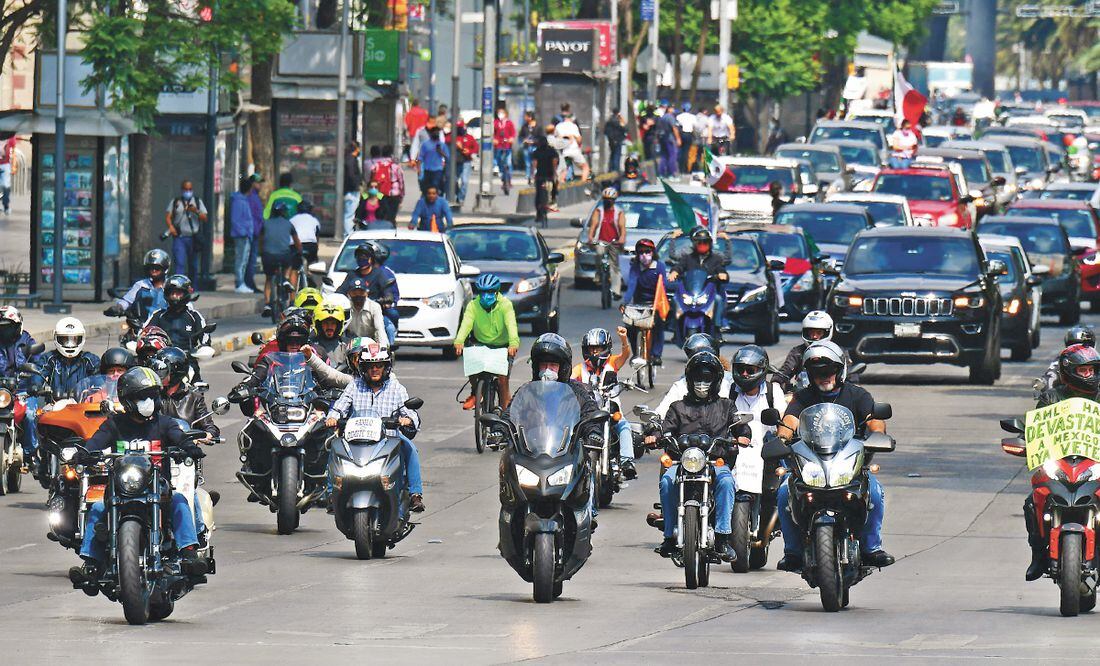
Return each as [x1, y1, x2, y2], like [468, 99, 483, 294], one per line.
[827, 227, 1005, 385]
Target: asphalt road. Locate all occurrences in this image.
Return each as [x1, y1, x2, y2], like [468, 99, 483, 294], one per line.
[2, 256, 1099, 664]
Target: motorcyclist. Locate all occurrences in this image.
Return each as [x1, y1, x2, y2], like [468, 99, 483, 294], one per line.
[292, 287, 324, 325]
[621, 238, 669, 367]
[366, 240, 401, 342]
[729, 345, 787, 495]
[324, 339, 425, 512]
[666, 227, 729, 341]
[455, 273, 519, 410]
[571, 326, 637, 480]
[343, 277, 391, 346]
[99, 347, 136, 381]
[335, 243, 399, 345]
[38, 317, 99, 400]
[152, 347, 219, 441]
[648, 351, 750, 561]
[0, 306, 41, 461]
[774, 341, 894, 571]
[303, 336, 374, 389]
[311, 303, 349, 368]
[144, 274, 208, 353]
[242, 315, 316, 396]
[67, 366, 207, 587]
[1038, 326, 1095, 394]
[135, 325, 173, 366]
[618, 155, 647, 192]
[655, 333, 732, 417]
[104, 249, 170, 322]
[774, 310, 833, 392]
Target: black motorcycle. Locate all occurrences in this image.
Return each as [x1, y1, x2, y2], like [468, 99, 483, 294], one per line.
[481, 381, 608, 603]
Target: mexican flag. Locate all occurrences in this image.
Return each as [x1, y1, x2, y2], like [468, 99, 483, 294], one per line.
[702, 148, 736, 191]
[660, 179, 707, 233]
[893, 67, 928, 127]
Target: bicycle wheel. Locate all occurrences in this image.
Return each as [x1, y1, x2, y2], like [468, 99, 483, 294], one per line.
[600, 263, 612, 310]
[473, 377, 486, 454]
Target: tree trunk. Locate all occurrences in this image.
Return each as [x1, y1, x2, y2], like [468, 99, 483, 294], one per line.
[128, 132, 155, 281]
[823, 55, 848, 113]
[672, 1, 683, 99]
[688, 15, 711, 108]
[625, 22, 650, 138]
[249, 55, 276, 200]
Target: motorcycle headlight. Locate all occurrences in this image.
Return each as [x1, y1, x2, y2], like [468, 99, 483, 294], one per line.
[791, 271, 814, 292]
[547, 465, 573, 486]
[346, 457, 385, 480]
[515, 276, 547, 294]
[0, 388, 12, 408]
[800, 460, 827, 488]
[515, 464, 539, 488]
[60, 446, 78, 463]
[423, 291, 455, 309]
[740, 286, 767, 304]
[827, 454, 862, 487]
[117, 463, 149, 495]
[681, 447, 707, 474]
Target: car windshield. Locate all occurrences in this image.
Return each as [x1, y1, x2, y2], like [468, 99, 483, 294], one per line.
[263, 352, 315, 405]
[615, 200, 681, 230]
[977, 222, 1068, 255]
[776, 149, 841, 173]
[853, 115, 896, 133]
[1005, 145, 1044, 172]
[845, 236, 980, 276]
[1005, 207, 1096, 239]
[811, 125, 883, 150]
[1048, 113, 1084, 128]
[922, 134, 950, 148]
[508, 381, 582, 458]
[74, 375, 118, 403]
[449, 229, 540, 262]
[725, 238, 764, 271]
[775, 210, 868, 246]
[1038, 188, 1096, 202]
[831, 144, 877, 167]
[722, 166, 794, 193]
[848, 201, 906, 226]
[798, 403, 856, 455]
[985, 250, 1019, 283]
[737, 231, 808, 259]
[873, 174, 954, 201]
[953, 157, 990, 185]
[982, 150, 1009, 172]
[335, 239, 451, 274]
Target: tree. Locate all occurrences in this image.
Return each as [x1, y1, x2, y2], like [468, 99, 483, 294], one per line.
[0, 0, 43, 73]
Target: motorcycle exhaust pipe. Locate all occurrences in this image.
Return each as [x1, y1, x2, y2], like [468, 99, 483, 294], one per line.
[754, 509, 779, 548]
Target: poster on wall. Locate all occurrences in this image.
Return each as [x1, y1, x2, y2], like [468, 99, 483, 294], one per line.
[277, 100, 340, 236]
[39, 144, 97, 293]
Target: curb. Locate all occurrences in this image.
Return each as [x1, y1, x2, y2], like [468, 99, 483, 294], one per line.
[209, 326, 276, 355]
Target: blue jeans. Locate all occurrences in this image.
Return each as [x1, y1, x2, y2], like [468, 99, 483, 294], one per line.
[400, 438, 423, 495]
[457, 161, 471, 204]
[616, 418, 634, 462]
[80, 492, 198, 562]
[888, 156, 912, 169]
[523, 145, 536, 181]
[660, 463, 734, 538]
[713, 285, 727, 335]
[383, 315, 397, 347]
[421, 170, 445, 198]
[777, 471, 885, 556]
[21, 396, 38, 456]
[659, 140, 680, 176]
[172, 235, 199, 283]
[608, 142, 622, 173]
[232, 236, 252, 288]
[244, 233, 260, 290]
[494, 148, 513, 188]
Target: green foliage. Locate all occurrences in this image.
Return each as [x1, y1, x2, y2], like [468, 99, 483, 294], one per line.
[866, 0, 940, 48]
[732, 0, 825, 101]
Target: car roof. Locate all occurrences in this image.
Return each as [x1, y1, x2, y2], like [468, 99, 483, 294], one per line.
[724, 223, 802, 235]
[1042, 182, 1099, 191]
[777, 202, 870, 216]
[827, 192, 908, 205]
[980, 134, 1047, 147]
[1008, 199, 1092, 210]
[345, 229, 447, 243]
[714, 156, 801, 168]
[940, 139, 1009, 152]
[978, 215, 1063, 227]
[922, 125, 969, 136]
[919, 147, 988, 160]
[877, 165, 955, 177]
[978, 233, 1027, 251]
[451, 214, 535, 226]
[817, 138, 878, 149]
[775, 142, 841, 154]
[855, 226, 972, 239]
[849, 109, 894, 117]
[813, 120, 882, 131]
[448, 223, 538, 233]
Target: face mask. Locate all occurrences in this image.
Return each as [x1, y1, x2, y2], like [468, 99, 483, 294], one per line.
[350, 295, 366, 309]
[638, 252, 653, 267]
[367, 189, 380, 199]
[357, 256, 372, 269]
[695, 242, 711, 255]
[691, 381, 711, 399]
[479, 293, 498, 309]
[498, 112, 506, 119]
[539, 368, 558, 382]
[136, 398, 156, 418]
[182, 190, 194, 201]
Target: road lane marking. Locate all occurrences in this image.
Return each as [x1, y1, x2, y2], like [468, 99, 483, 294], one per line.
[1, 543, 36, 553]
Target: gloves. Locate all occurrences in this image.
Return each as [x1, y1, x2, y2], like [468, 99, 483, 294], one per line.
[228, 384, 250, 403]
[172, 444, 206, 461]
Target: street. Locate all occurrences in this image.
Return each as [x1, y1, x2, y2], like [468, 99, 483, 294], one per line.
[0, 254, 1095, 664]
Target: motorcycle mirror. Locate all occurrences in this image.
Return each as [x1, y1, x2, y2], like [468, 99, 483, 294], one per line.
[583, 409, 611, 426]
[191, 293, 201, 302]
[863, 431, 896, 453]
[192, 346, 216, 359]
[230, 360, 251, 375]
[211, 397, 231, 415]
[192, 381, 210, 393]
[760, 408, 781, 427]
[404, 397, 425, 410]
[732, 411, 754, 426]
[204, 323, 218, 334]
[871, 401, 892, 421]
[322, 276, 335, 287]
[760, 433, 791, 459]
[1001, 437, 1026, 457]
[848, 362, 868, 377]
[25, 342, 45, 356]
[18, 362, 39, 375]
[999, 417, 1024, 434]
[250, 332, 266, 346]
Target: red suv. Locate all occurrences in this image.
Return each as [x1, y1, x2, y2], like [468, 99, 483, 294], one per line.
[871, 165, 974, 229]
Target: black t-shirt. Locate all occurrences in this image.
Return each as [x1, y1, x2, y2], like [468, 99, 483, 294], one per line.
[86, 413, 187, 452]
[534, 145, 558, 179]
[785, 382, 875, 424]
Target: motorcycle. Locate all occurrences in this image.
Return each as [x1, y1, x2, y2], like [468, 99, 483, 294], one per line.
[105, 286, 164, 347]
[730, 400, 784, 573]
[584, 368, 646, 508]
[328, 397, 424, 559]
[0, 375, 26, 494]
[480, 381, 608, 603]
[229, 352, 333, 534]
[671, 268, 722, 342]
[1001, 417, 1100, 617]
[760, 402, 895, 611]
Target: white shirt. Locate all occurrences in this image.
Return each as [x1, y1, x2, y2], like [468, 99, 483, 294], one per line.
[889, 129, 918, 158]
[290, 213, 320, 244]
[676, 112, 696, 134]
[710, 113, 734, 139]
[554, 119, 581, 149]
[656, 372, 735, 418]
[731, 383, 788, 493]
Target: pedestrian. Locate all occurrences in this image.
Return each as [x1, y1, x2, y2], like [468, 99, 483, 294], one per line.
[244, 173, 264, 292]
[640, 108, 659, 162]
[533, 134, 559, 225]
[364, 145, 381, 177]
[656, 101, 681, 177]
[454, 120, 479, 206]
[164, 179, 208, 284]
[553, 102, 570, 125]
[404, 98, 429, 161]
[229, 177, 256, 293]
[543, 124, 563, 207]
[354, 185, 385, 228]
[603, 108, 627, 173]
[264, 172, 302, 219]
[519, 111, 540, 184]
[370, 145, 404, 223]
[343, 141, 363, 238]
[888, 119, 919, 168]
[709, 104, 735, 155]
[493, 103, 516, 195]
[676, 103, 696, 173]
[0, 133, 17, 215]
[554, 110, 589, 183]
[290, 199, 321, 265]
[416, 120, 449, 197]
[409, 185, 453, 232]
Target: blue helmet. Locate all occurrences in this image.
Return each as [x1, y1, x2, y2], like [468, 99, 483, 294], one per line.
[474, 273, 502, 294]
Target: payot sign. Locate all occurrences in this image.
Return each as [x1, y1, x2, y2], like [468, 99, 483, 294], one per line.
[538, 20, 616, 67]
[1023, 397, 1100, 469]
[538, 28, 598, 72]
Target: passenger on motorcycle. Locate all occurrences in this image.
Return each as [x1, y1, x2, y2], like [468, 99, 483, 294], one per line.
[1039, 327, 1096, 394]
[343, 277, 391, 346]
[666, 227, 729, 341]
[324, 341, 425, 512]
[292, 287, 324, 324]
[38, 317, 99, 399]
[648, 351, 749, 561]
[336, 243, 399, 346]
[775, 341, 894, 571]
[105, 249, 170, 320]
[571, 327, 637, 480]
[152, 347, 219, 442]
[455, 273, 519, 409]
[144, 275, 208, 352]
[774, 310, 834, 392]
[621, 238, 668, 366]
[0, 306, 41, 458]
[135, 325, 173, 366]
[99, 347, 136, 381]
[303, 336, 376, 389]
[729, 345, 787, 493]
[655, 333, 733, 417]
[68, 367, 207, 586]
[311, 303, 349, 368]
[366, 240, 401, 341]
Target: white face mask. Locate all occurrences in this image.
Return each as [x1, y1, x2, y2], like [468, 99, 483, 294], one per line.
[539, 368, 558, 382]
[497, 112, 506, 119]
[135, 398, 156, 418]
[691, 381, 711, 399]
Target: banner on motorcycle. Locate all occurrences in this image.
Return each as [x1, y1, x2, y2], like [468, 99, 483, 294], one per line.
[1024, 397, 1100, 469]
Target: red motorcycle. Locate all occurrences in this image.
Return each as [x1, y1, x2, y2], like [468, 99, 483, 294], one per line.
[1001, 418, 1100, 617]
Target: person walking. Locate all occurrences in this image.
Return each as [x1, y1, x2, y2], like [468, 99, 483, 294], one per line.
[369, 145, 404, 223]
[519, 111, 540, 184]
[454, 121, 479, 207]
[676, 103, 697, 173]
[0, 133, 17, 215]
[404, 98, 429, 161]
[164, 179, 208, 284]
[554, 110, 589, 183]
[229, 177, 256, 293]
[244, 173, 264, 292]
[493, 104, 516, 195]
[416, 121, 449, 197]
[603, 109, 627, 174]
[533, 135, 559, 226]
[409, 185, 453, 232]
[656, 102, 681, 177]
[343, 141, 363, 238]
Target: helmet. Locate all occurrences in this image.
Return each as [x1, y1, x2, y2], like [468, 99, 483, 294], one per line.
[731, 344, 769, 393]
[685, 351, 724, 401]
[142, 249, 171, 277]
[293, 287, 324, 311]
[356, 339, 392, 387]
[117, 366, 163, 421]
[530, 333, 572, 382]
[346, 336, 375, 373]
[0, 306, 22, 345]
[801, 310, 834, 343]
[601, 187, 619, 200]
[635, 238, 656, 255]
[581, 328, 612, 369]
[153, 347, 190, 388]
[1058, 344, 1100, 396]
[164, 274, 193, 310]
[802, 341, 847, 392]
[474, 273, 502, 294]
[135, 325, 172, 361]
[313, 303, 346, 338]
[276, 316, 311, 351]
[282, 305, 313, 325]
[369, 240, 390, 264]
[297, 199, 314, 214]
[682, 332, 720, 360]
[271, 200, 291, 218]
[690, 226, 713, 246]
[354, 243, 375, 263]
[54, 317, 86, 359]
[99, 347, 136, 375]
[324, 293, 353, 322]
[1065, 325, 1096, 348]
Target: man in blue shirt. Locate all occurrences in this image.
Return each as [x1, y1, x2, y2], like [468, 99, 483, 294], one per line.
[409, 186, 453, 232]
[229, 177, 256, 293]
[245, 173, 265, 292]
[416, 123, 450, 197]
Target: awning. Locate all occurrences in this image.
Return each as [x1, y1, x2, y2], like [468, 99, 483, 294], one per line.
[0, 109, 137, 137]
[271, 80, 381, 102]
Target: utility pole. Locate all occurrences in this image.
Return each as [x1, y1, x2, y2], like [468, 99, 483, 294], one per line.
[476, 0, 497, 212]
[428, 0, 437, 111]
[334, 0, 351, 239]
[647, 0, 659, 101]
[717, 0, 731, 112]
[199, 56, 218, 291]
[522, 0, 530, 112]
[45, 0, 70, 314]
[447, 0, 462, 201]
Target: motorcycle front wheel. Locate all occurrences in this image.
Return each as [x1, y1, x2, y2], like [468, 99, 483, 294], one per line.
[814, 524, 844, 612]
[276, 456, 301, 535]
[533, 532, 556, 603]
[118, 520, 150, 625]
[683, 504, 702, 589]
[5, 442, 21, 493]
[731, 501, 751, 573]
[1060, 531, 1084, 617]
[352, 508, 375, 560]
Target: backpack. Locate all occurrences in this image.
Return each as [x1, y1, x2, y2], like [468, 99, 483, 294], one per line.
[370, 160, 393, 196]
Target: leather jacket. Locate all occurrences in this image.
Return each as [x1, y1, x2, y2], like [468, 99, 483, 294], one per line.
[163, 385, 220, 438]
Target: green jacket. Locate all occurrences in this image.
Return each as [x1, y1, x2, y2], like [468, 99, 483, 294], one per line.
[455, 297, 519, 349]
[264, 187, 303, 219]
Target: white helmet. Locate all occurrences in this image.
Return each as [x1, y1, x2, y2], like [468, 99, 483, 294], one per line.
[801, 310, 834, 343]
[54, 317, 86, 359]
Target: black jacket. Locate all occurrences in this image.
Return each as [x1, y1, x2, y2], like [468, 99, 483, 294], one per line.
[146, 307, 208, 351]
[336, 267, 396, 304]
[1036, 385, 1099, 409]
[661, 396, 750, 462]
[774, 342, 854, 392]
[672, 250, 727, 278]
[164, 386, 220, 438]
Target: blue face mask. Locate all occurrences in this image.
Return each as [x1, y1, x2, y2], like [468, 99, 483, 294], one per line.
[182, 190, 194, 201]
[479, 292, 498, 309]
[357, 256, 372, 269]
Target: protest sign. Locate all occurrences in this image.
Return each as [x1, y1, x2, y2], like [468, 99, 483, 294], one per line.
[1024, 397, 1100, 469]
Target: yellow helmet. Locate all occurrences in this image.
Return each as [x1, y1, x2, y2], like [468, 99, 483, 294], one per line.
[294, 287, 323, 311]
[313, 302, 346, 337]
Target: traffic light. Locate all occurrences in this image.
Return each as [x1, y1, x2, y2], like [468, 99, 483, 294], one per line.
[727, 64, 740, 90]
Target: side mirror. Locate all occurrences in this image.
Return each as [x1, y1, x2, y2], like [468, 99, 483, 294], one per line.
[821, 263, 840, 276]
[871, 401, 892, 420]
[211, 397, 231, 415]
[1001, 437, 1026, 457]
[848, 362, 867, 376]
[1015, 166, 1028, 176]
[863, 431, 896, 453]
[250, 332, 266, 346]
[1047, 164, 1060, 174]
[1026, 274, 1042, 286]
[999, 417, 1024, 434]
[230, 360, 251, 375]
[991, 175, 1006, 187]
[308, 261, 327, 275]
[761, 433, 791, 459]
[458, 264, 481, 278]
[731, 411, 754, 427]
[547, 252, 565, 264]
[204, 323, 217, 334]
[845, 165, 855, 174]
[404, 397, 425, 410]
[569, 217, 584, 229]
[959, 194, 974, 204]
[985, 259, 1008, 276]
[26, 342, 45, 356]
[760, 408, 781, 427]
[968, 189, 984, 200]
[767, 258, 786, 271]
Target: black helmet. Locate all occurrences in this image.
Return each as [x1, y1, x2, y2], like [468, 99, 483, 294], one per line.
[153, 347, 190, 388]
[366, 240, 390, 264]
[690, 226, 713, 246]
[117, 366, 163, 421]
[297, 199, 314, 214]
[354, 243, 376, 263]
[685, 351, 724, 401]
[1058, 344, 1100, 396]
[530, 333, 572, 382]
[682, 332, 720, 360]
[271, 199, 292, 218]
[731, 344, 769, 393]
[164, 274, 192, 310]
[142, 249, 171, 278]
[276, 315, 311, 351]
[581, 327, 612, 369]
[99, 347, 136, 375]
[1065, 326, 1096, 348]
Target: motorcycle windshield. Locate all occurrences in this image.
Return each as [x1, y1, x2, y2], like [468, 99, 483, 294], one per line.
[509, 381, 582, 458]
[264, 352, 314, 404]
[797, 403, 856, 455]
[681, 269, 710, 299]
[74, 375, 118, 403]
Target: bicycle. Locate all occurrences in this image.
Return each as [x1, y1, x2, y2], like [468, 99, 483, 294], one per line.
[268, 261, 295, 324]
[461, 345, 510, 454]
[594, 241, 613, 310]
[623, 304, 657, 389]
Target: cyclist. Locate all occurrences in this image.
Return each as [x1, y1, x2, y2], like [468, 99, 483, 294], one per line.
[454, 274, 519, 409]
[260, 199, 302, 319]
[585, 188, 627, 300]
[571, 326, 637, 480]
[105, 249, 170, 322]
[621, 237, 670, 367]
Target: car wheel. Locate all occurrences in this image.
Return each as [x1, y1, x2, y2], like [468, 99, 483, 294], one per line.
[968, 352, 997, 385]
[1031, 319, 1041, 349]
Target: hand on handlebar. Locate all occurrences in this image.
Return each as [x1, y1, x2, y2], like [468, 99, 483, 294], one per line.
[507, 346, 517, 359]
[325, 416, 339, 429]
[643, 434, 659, 448]
[454, 343, 464, 357]
[736, 436, 751, 447]
[398, 416, 414, 427]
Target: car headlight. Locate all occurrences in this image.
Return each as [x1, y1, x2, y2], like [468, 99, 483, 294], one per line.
[423, 291, 455, 309]
[791, 271, 814, 292]
[681, 447, 707, 474]
[834, 293, 862, 309]
[1004, 298, 1021, 315]
[800, 460, 827, 488]
[953, 294, 985, 309]
[60, 446, 78, 463]
[1083, 251, 1100, 266]
[937, 212, 958, 227]
[515, 275, 547, 294]
[0, 388, 11, 409]
[1027, 178, 1045, 190]
[117, 463, 149, 495]
[547, 465, 573, 486]
[1042, 459, 1068, 481]
[740, 286, 768, 304]
[515, 464, 540, 487]
[347, 457, 385, 479]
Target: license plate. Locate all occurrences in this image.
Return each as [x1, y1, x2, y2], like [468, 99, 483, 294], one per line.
[894, 323, 921, 338]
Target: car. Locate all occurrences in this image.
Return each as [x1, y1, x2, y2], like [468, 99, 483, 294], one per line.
[974, 215, 1081, 324]
[817, 138, 882, 185]
[872, 164, 975, 228]
[1067, 101, 1100, 124]
[570, 193, 684, 286]
[847, 109, 897, 135]
[712, 156, 818, 223]
[827, 226, 1004, 384]
[773, 142, 853, 195]
[981, 135, 1057, 192]
[825, 192, 916, 227]
[808, 120, 888, 158]
[773, 202, 876, 275]
[979, 234, 1043, 360]
[918, 147, 1006, 217]
[1004, 199, 1100, 252]
[725, 223, 827, 320]
[1044, 107, 1088, 129]
[319, 230, 479, 357]
[630, 182, 720, 229]
[940, 139, 1022, 207]
[1019, 181, 1100, 209]
[447, 224, 565, 334]
[657, 233, 783, 345]
[921, 125, 974, 148]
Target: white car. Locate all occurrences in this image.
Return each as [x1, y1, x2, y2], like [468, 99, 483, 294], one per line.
[713, 156, 817, 224]
[316, 230, 479, 357]
[825, 192, 916, 227]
